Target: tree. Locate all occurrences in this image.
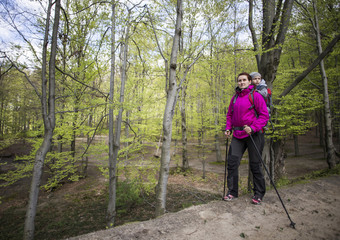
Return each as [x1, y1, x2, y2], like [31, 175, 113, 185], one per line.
[249, 0, 294, 180]
[155, 0, 183, 216]
[23, 1, 61, 239]
[107, 0, 117, 228]
[107, 0, 147, 227]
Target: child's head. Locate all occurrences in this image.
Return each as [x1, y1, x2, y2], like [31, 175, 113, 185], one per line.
[250, 72, 261, 86]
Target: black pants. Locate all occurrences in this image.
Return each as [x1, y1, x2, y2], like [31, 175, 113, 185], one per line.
[227, 132, 266, 198]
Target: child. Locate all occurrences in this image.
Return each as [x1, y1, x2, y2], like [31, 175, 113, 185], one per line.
[250, 72, 267, 97]
[250, 72, 270, 115]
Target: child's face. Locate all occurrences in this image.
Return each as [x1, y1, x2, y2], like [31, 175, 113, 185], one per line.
[252, 76, 261, 86]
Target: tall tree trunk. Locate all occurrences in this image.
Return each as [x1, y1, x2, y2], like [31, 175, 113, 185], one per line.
[107, 1, 116, 228]
[294, 135, 299, 157]
[312, 0, 337, 168]
[181, 82, 188, 170]
[71, 104, 78, 159]
[249, 0, 294, 183]
[83, 113, 92, 176]
[155, 0, 183, 216]
[58, 25, 68, 155]
[24, 0, 60, 239]
[108, 6, 130, 227]
[211, 31, 222, 163]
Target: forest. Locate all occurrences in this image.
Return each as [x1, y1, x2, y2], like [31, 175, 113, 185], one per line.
[0, 0, 339, 239]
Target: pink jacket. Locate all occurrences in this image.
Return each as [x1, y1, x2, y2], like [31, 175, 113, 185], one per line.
[225, 85, 269, 139]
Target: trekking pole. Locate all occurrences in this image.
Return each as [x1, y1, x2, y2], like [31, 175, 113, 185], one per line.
[222, 137, 229, 200]
[249, 134, 296, 229]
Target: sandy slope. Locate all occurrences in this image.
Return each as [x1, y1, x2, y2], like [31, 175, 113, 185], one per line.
[68, 175, 340, 240]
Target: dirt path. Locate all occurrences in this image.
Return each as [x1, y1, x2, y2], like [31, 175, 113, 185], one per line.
[68, 175, 340, 240]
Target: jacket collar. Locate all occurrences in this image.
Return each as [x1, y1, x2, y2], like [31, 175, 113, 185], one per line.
[235, 84, 254, 97]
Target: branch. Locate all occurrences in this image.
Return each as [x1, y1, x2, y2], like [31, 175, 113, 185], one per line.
[0, 64, 13, 78]
[56, 103, 108, 114]
[295, 0, 317, 33]
[122, 120, 137, 139]
[177, 13, 227, 91]
[178, 52, 201, 90]
[248, 0, 260, 66]
[80, 113, 108, 159]
[290, 35, 316, 47]
[3, 5, 42, 65]
[55, 65, 108, 98]
[145, 5, 167, 62]
[275, 0, 294, 46]
[279, 34, 340, 99]
[270, 0, 284, 42]
[145, 4, 169, 93]
[2, 52, 41, 98]
[72, 1, 111, 15]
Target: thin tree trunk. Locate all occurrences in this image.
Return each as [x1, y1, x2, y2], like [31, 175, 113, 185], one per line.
[107, 1, 116, 228]
[71, 104, 78, 159]
[210, 29, 222, 163]
[181, 83, 188, 170]
[24, 0, 60, 239]
[83, 113, 92, 176]
[294, 135, 299, 157]
[109, 7, 130, 227]
[155, 0, 183, 216]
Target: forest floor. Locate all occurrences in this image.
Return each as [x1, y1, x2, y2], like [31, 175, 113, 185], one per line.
[0, 130, 339, 240]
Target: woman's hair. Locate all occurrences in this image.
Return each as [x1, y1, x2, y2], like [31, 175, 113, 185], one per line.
[237, 72, 252, 81]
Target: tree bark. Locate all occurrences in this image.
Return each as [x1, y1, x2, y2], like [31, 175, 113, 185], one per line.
[155, 0, 183, 216]
[294, 135, 299, 157]
[211, 34, 222, 163]
[181, 82, 188, 170]
[24, 0, 60, 239]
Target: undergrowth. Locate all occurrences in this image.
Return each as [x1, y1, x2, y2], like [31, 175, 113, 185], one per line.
[275, 163, 340, 188]
[0, 178, 219, 240]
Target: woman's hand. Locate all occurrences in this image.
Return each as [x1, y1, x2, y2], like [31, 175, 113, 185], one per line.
[244, 125, 253, 135]
[225, 130, 231, 138]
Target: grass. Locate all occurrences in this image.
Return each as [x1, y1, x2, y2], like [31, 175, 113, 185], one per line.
[210, 158, 248, 166]
[271, 164, 340, 189]
[0, 190, 108, 240]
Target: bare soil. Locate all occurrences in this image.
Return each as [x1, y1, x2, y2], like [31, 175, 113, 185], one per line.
[0, 131, 339, 240]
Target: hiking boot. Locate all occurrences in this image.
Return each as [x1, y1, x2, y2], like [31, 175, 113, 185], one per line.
[223, 193, 237, 201]
[252, 195, 262, 205]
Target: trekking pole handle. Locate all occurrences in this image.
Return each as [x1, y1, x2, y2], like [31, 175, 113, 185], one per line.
[243, 125, 253, 135]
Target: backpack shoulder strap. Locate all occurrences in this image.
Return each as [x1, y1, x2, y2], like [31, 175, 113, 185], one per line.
[248, 88, 255, 109]
[233, 94, 238, 104]
[231, 94, 238, 113]
[248, 88, 258, 118]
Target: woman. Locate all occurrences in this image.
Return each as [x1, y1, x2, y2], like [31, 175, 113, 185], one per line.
[224, 72, 269, 204]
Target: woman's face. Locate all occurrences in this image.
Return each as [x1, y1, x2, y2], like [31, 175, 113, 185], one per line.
[237, 75, 251, 89]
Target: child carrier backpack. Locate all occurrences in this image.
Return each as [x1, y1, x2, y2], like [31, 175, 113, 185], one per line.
[264, 88, 273, 116]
